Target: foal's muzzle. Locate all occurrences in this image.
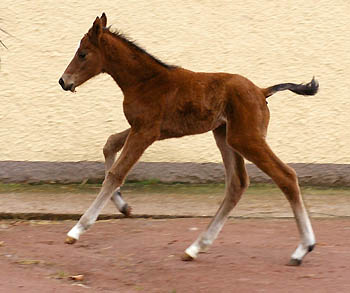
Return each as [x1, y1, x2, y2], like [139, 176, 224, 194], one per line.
[59, 77, 75, 92]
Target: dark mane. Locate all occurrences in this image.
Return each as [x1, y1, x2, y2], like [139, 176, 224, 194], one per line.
[105, 28, 177, 70]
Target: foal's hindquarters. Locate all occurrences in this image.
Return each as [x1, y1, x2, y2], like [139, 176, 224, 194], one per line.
[182, 134, 316, 266]
[182, 81, 315, 265]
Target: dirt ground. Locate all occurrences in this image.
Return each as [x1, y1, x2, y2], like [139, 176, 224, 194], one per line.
[0, 218, 350, 293]
[0, 184, 350, 292]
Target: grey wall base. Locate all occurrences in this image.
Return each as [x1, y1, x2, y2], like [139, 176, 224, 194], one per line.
[0, 161, 349, 187]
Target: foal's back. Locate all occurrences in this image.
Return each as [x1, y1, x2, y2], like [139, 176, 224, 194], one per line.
[156, 68, 266, 140]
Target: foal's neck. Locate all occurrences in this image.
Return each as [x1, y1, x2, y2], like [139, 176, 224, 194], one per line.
[101, 33, 168, 92]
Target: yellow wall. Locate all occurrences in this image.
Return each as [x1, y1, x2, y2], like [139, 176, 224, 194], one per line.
[1, 0, 349, 164]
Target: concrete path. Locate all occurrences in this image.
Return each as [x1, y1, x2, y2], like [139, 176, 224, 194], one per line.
[0, 184, 349, 220]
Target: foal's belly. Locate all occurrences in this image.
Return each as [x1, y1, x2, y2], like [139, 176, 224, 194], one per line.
[159, 113, 225, 140]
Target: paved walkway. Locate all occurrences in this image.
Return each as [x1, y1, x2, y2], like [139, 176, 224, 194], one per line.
[0, 185, 349, 219]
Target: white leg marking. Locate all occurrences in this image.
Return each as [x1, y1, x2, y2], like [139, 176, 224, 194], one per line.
[67, 223, 84, 240]
[67, 183, 118, 240]
[185, 241, 201, 259]
[291, 204, 316, 261]
[111, 187, 127, 212]
[185, 199, 233, 259]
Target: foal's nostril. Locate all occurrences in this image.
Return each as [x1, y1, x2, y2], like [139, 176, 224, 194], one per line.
[59, 78, 65, 89]
[66, 83, 73, 91]
[59, 78, 73, 91]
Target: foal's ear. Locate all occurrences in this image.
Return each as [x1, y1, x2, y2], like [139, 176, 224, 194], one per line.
[88, 16, 103, 45]
[101, 12, 107, 27]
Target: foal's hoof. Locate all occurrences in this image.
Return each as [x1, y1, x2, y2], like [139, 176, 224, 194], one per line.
[181, 253, 194, 262]
[287, 258, 302, 266]
[121, 204, 132, 217]
[65, 236, 77, 245]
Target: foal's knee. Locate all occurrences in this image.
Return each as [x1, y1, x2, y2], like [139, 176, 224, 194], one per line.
[103, 171, 122, 190]
[103, 145, 112, 160]
[103, 134, 123, 159]
[103, 137, 114, 159]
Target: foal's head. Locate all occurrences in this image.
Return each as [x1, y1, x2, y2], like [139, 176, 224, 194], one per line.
[59, 13, 107, 92]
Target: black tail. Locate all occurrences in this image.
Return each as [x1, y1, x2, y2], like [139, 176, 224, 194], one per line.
[263, 77, 319, 98]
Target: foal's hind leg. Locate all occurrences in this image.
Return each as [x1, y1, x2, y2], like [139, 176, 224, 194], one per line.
[183, 125, 249, 260]
[229, 136, 315, 266]
[103, 128, 131, 216]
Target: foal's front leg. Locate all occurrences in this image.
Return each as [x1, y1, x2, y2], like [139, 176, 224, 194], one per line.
[65, 129, 157, 244]
[103, 128, 131, 216]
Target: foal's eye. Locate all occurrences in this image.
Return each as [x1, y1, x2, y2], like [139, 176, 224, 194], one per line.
[78, 52, 86, 60]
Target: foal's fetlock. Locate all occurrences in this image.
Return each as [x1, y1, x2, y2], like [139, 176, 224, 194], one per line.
[121, 203, 132, 217]
[288, 242, 315, 266]
[182, 235, 212, 261]
[65, 223, 88, 244]
[308, 244, 316, 252]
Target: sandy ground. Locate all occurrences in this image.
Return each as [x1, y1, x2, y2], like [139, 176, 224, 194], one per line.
[0, 183, 350, 292]
[1, 218, 350, 293]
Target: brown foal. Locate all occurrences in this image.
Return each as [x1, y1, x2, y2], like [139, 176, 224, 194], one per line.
[59, 13, 319, 266]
